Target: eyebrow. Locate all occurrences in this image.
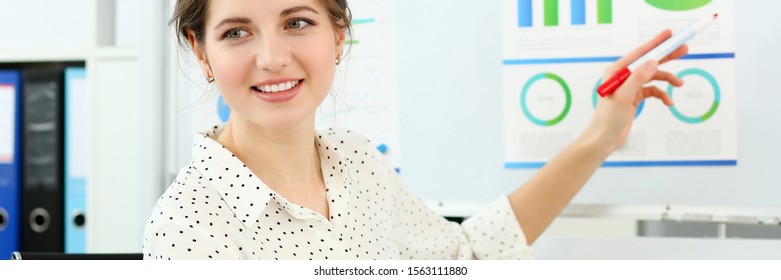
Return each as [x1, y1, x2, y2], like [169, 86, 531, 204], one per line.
[214, 17, 252, 31]
[280, 5, 320, 17]
[213, 6, 319, 31]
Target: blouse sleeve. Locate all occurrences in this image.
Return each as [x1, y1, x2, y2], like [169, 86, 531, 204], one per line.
[459, 196, 534, 259]
[332, 131, 527, 260]
[340, 128, 534, 260]
[386, 168, 534, 260]
[143, 221, 241, 260]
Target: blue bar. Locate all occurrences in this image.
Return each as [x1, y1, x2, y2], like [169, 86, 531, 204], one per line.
[505, 160, 737, 169]
[502, 53, 736, 66]
[503, 56, 620, 65]
[505, 162, 546, 168]
[681, 53, 736, 60]
[601, 160, 737, 167]
[518, 0, 532, 27]
[571, 0, 586, 25]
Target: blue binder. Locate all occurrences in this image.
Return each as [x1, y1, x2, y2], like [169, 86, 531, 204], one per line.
[64, 67, 87, 253]
[0, 70, 22, 258]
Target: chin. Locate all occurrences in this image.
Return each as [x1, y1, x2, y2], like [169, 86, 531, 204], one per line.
[251, 111, 313, 130]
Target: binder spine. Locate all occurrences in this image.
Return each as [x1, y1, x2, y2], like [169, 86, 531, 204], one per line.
[22, 68, 65, 252]
[64, 67, 87, 253]
[0, 70, 22, 258]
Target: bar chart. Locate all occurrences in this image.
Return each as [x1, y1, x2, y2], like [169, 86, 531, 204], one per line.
[517, 0, 612, 27]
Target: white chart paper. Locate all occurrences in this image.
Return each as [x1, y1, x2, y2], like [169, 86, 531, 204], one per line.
[502, 0, 737, 167]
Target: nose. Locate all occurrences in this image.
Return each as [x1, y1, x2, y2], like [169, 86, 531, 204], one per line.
[255, 32, 291, 73]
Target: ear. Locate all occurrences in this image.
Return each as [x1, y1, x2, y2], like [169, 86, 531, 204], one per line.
[188, 30, 213, 80]
[335, 28, 347, 62]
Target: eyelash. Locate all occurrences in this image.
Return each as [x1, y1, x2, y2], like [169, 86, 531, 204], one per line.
[286, 18, 316, 31]
[220, 18, 317, 41]
[222, 28, 249, 41]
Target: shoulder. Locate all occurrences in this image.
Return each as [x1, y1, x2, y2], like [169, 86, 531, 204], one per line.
[316, 127, 401, 186]
[316, 127, 387, 164]
[144, 165, 224, 234]
[143, 165, 241, 259]
[156, 165, 218, 207]
[317, 127, 374, 149]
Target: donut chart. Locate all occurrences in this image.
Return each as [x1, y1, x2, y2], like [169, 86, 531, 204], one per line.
[520, 73, 572, 127]
[667, 68, 720, 124]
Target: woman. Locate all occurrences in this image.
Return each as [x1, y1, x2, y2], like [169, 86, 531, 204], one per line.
[143, 0, 686, 260]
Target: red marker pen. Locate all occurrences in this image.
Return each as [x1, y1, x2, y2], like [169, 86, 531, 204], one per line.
[597, 13, 718, 97]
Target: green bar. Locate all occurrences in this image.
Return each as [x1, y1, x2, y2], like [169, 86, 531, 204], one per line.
[544, 0, 558, 26]
[598, 0, 612, 24]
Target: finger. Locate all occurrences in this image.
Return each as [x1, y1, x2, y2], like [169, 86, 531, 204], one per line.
[653, 70, 684, 87]
[659, 44, 688, 65]
[616, 60, 658, 99]
[605, 29, 672, 76]
[642, 86, 674, 106]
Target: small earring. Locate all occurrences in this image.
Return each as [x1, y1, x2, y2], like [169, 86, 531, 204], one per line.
[207, 69, 215, 83]
[335, 54, 341, 65]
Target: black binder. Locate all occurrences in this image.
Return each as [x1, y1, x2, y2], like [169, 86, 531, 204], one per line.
[22, 67, 64, 252]
[10, 252, 143, 260]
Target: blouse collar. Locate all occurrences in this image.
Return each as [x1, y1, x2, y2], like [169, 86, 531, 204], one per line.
[189, 124, 353, 227]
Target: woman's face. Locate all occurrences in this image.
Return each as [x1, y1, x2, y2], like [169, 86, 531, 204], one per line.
[193, 0, 345, 130]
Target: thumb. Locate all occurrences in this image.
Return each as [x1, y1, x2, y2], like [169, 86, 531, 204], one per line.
[617, 60, 658, 97]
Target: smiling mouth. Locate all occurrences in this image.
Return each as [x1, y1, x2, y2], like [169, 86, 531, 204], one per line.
[252, 80, 302, 93]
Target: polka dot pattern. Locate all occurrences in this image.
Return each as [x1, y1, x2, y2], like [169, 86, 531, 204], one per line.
[142, 124, 533, 260]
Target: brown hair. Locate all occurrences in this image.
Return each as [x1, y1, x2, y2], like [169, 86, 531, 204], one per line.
[170, 0, 352, 49]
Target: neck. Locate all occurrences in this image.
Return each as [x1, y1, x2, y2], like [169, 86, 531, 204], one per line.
[216, 116, 323, 191]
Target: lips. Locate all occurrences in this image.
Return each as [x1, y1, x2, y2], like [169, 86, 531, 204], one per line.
[252, 80, 301, 93]
[251, 79, 303, 103]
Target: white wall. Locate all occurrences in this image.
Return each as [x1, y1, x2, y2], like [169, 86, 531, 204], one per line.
[0, 0, 87, 50]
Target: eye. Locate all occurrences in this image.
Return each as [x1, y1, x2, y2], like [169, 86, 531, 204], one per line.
[286, 18, 312, 30]
[224, 28, 249, 40]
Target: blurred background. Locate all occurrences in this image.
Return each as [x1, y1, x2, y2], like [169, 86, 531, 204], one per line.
[1, 0, 780, 259]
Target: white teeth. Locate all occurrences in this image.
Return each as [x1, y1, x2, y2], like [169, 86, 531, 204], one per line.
[256, 80, 300, 93]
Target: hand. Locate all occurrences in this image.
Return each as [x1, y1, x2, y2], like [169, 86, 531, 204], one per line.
[587, 29, 689, 153]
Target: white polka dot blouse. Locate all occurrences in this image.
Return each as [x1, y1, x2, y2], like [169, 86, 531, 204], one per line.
[142, 125, 533, 260]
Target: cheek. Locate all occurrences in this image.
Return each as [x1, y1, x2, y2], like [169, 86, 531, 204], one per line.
[211, 48, 255, 92]
[294, 39, 336, 83]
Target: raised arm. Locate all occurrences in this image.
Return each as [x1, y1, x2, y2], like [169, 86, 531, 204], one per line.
[508, 30, 689, 245]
